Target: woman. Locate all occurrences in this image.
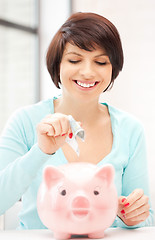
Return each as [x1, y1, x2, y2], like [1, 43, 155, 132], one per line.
[0, 12, 154, 229]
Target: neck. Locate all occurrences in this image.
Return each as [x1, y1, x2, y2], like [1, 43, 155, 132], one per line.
[54, 94, 102, 125]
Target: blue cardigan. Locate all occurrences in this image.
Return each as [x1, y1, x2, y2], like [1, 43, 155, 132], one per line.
[0, 97, 154, 229]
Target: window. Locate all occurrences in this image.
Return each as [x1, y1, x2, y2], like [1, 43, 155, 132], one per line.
[0, 0, 39, 133]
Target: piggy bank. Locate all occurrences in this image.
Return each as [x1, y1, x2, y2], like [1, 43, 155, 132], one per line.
[37, 163, 118, 239]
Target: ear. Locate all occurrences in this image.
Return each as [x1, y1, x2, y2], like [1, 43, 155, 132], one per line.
[43, 166, 64, 189]
[95, 164, 115, 186]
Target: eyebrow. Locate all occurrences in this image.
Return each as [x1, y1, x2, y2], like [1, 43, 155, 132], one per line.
[65, 51, 108, 57]
[65, 51, 82, 56]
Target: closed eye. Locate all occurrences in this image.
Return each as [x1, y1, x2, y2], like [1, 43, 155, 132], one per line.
[68, 60, 81, 64]
[95, 61, 107, 65]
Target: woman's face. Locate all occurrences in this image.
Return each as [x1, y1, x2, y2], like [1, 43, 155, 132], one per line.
[60, 42, 112, 101]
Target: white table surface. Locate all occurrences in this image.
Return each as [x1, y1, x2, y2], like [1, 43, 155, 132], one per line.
[0, 227, 155, 240]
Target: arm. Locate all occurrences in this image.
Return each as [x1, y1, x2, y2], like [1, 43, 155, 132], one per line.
[0, 109, 51, 215]
[117, 124, 154, 227]
[0, 109, 73, 215]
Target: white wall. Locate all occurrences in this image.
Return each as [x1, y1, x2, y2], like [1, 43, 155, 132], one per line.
[72, 0, 155, 211]
[39, 0, 70, 99]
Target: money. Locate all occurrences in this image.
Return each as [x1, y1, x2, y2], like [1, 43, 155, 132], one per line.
[65, 115, 85, 156]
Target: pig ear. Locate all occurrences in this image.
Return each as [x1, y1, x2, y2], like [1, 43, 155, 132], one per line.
[43, 166, 64, 189]
[95, 164, 115, 186]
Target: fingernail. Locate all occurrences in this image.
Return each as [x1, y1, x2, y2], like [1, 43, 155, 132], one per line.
[69, 133, 73, 139]
[121, 209, 125, 214]
[122, 198, 126, 203]
[124, 203, 130, 207]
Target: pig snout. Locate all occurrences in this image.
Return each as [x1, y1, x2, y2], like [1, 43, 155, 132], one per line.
[71, 196, 90, 219]
[72, 196, 89, 208]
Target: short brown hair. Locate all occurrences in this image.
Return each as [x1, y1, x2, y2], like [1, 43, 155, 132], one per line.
[46, 12, 124, 91]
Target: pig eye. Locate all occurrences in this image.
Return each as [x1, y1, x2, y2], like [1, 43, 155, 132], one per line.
[60, 189, 66, 196]
[94, 186, 100, 195]
[94, 190, 99, 195]
[58, 186, 67, 196]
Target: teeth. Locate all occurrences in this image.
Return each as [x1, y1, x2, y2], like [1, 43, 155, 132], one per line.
[77, 81, 95, 88]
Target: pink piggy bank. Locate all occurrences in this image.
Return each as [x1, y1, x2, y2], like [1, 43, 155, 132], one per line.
[37, 163, 118, 239]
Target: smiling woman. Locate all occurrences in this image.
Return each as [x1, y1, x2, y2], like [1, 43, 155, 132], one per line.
[59, 42, 112, 100]
[46, 12, 123, 91]
[0, 12, 154, 230]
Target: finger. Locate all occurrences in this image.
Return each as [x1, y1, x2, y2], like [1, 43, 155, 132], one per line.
[117, 196, 127, 217]
[37, 122, 54, 136]
[41, 114, 74, 138]
[50, 119, 62, 136]
[42, 114, 71, 136]
[57, 116, 73, 137]
[125, 203, 150, 220]
[118, 196, 127, 205]
[123, 189, 144, 208]
[126, 209, 150, 222]
[42, 117, 64, 137]
[129, 211, 150, 222]
[124, 195, 149, 214]
[59, 116, 71, 136]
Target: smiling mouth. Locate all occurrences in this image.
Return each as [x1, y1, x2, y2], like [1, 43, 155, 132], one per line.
[74, 80, 99, 88]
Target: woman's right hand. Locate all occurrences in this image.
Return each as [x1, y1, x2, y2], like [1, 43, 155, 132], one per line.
[36, 113, 72, 155]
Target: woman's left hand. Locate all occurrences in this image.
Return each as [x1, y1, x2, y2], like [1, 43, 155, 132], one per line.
[117, 189, 150, 226]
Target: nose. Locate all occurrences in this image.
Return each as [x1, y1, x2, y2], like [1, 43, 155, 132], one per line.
[79, 61, 95, 79]
[72, 196, 90, 208]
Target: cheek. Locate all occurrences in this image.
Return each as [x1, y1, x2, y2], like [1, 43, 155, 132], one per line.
[50, 192, 67, 211]
[92, 189, 111, 209]
[104, 66, 112, 80]
[59, 63, 72, 82]
[59, 68, 66, 83]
